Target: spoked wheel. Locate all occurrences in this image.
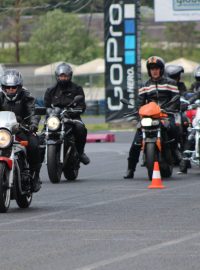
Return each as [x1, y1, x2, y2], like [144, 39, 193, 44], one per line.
[47, 145, 62, 183]
[0, 163, 11, 213]
[13, 160, 32, 209]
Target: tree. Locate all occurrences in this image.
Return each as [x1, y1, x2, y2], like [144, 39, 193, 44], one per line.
[141, 0, 153, 8]
[0, 0, 44, 63]
[0, 0, 103, 63]
[165, 22, 197, 57]
[27, 9, 100, 64]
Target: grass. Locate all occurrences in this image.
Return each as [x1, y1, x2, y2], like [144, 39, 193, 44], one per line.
[85, 122, 109, 131]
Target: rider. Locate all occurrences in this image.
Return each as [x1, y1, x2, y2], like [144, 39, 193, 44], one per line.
[165, 64, 189, 161]
[0, 69, 41, 192]
[124, 56, 180, 179]
[165, 64, 187, 96]
[44, 62, 90, 165]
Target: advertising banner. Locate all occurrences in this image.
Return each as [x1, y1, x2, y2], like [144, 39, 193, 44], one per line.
[104, 0, 141, 122]
[154, 0, 200, 22]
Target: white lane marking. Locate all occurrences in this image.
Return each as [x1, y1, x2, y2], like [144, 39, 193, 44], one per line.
[74, 231, 200, 270]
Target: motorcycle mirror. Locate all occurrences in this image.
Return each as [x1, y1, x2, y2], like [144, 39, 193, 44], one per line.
[35, 107, 47, 115]
[54, 107, 62, 114]
[67, 95, 84, 108]
[73, 95, 84, 103]
[120, 98, 130, 105]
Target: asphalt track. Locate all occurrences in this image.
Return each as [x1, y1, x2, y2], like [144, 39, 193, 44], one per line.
[1, 131, 200, 270]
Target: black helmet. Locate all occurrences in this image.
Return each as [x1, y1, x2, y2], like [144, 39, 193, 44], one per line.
[1, 69, 23, 101]
[194, 65, 200, 81]
[165, 65, 184, 80]
[146, 56, 165, 77]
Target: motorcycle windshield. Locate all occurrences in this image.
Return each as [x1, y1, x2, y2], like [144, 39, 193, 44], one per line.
[0, 111, 17, 130]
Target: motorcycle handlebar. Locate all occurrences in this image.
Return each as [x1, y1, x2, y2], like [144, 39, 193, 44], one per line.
[19, 124, 30, 133]
[61, 108, 83, 115]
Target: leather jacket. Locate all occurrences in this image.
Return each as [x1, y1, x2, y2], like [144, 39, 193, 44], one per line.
[177, 81, 187, 97]
[0, 89, 40, 126]
[137, 76, 180, 112]
[44, 81, 86, 119]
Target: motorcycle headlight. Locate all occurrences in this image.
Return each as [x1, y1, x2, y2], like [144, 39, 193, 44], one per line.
[0, 129, 12, 148]
[141, 118, 152, 127]
[47, 116, 60, 131]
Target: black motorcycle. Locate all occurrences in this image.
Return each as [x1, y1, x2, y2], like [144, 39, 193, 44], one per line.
[44, 95, 83, 183]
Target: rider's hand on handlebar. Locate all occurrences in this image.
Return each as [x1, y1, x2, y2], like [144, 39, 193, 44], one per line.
[29, 124, 38, 133]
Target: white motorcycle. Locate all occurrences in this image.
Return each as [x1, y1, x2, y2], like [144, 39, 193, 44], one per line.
[0, 111, 33, 213]
[184, 99, 200, 166]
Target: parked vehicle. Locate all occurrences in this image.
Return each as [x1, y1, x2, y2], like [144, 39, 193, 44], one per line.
[0, 111, 33, 213]
[44, 95, 83, 183]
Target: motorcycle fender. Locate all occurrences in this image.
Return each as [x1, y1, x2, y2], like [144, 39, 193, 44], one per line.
[46, 140, 62, 145]
[143, 138, 161, 152]
[144, 138, 157, 143]
[0, 157, 12, 170]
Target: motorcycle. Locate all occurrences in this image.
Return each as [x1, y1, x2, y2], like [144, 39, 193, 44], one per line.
[44, 95, 83, 183]
[121, 99, 176, 180]
[183, 99, 200, 166]
[0, 111, 33, 213]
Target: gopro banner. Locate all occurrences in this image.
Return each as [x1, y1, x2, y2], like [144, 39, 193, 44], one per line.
[104, 0, 141, 122]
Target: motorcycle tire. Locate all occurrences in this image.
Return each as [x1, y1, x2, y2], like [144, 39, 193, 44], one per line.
[0, 162, 11, 213]
[160, 149, 173, 178]
[13, 160, 32, 209]
[145, 143, 158, 181]
[160, 163, 173, 178]
[47, 144, 62, 183]
[63, 150, 79, 181]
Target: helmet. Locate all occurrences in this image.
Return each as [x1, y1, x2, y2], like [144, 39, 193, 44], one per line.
[146, 56, 165, 77]
[55, 63, 73, 87]
[194, 65, 200, 81]
[165, 65, 184, 80]
[1, 69, 23, 101]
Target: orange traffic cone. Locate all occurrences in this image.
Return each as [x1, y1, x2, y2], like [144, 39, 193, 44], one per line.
[148, 161, 165, 189]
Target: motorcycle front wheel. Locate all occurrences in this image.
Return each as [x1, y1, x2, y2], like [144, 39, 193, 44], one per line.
[13, 160, 32, 209]
[47, 144, 62, 183]
[0, 162, 11, 213]
[145, 143, 158, 181]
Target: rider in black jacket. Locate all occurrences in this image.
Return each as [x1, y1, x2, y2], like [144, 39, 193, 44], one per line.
[124, 56, 180, 179]
[44, 63, 90, 165]
[0, 69, 41, 192]
[165, 64, 187, 96]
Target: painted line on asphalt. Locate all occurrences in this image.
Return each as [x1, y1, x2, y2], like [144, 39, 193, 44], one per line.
[0, 181, 199, 227]
[74, 230, 200, 270]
